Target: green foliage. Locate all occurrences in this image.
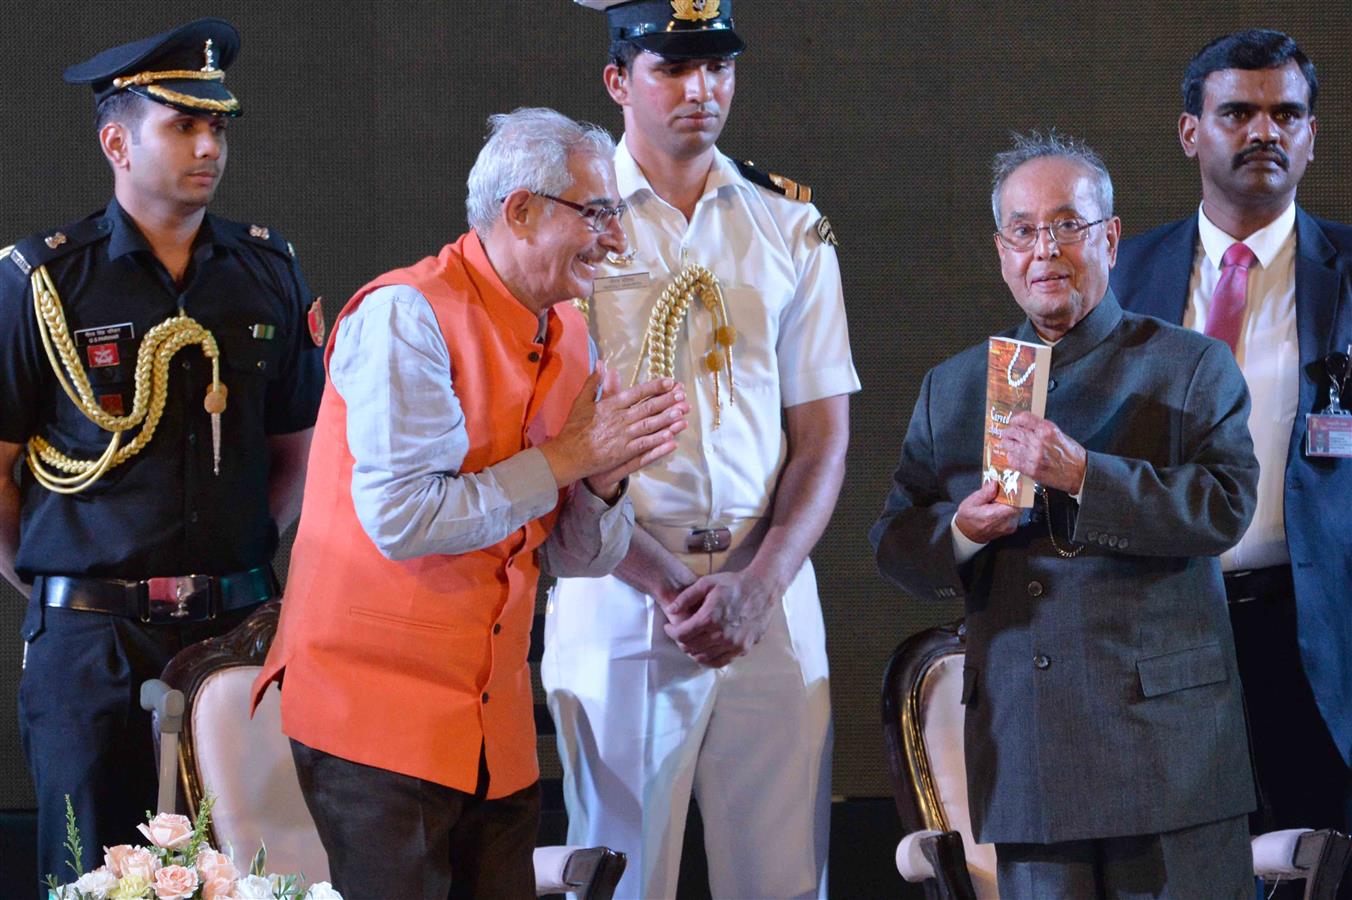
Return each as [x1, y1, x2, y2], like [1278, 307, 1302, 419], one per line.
[184, 792, 217, 861]
[250, 840, 268, 878]
[272, 873, 301, 898]
[62, 796, 84, 878]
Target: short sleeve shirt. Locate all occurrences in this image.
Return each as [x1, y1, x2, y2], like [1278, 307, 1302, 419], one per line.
[0, 199, 324, 579]
[588, 140, 860, 526]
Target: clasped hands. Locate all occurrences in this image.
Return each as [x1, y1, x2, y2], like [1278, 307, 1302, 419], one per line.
[657, 566, 780, 669]
[538, 363, 690, 500]
[955, 411, 1086, 543]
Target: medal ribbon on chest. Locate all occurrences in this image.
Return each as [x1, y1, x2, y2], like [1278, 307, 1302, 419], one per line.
[632, 263, 737, 428]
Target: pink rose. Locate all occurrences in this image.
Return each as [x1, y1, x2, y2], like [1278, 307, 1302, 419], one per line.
[104, 844, 138, 877]
[202, 876, 238, 900]
[121, 846, 161, 880]
[138, 812, 195, 849]
[196, 848, 238, 883]
[153, 864, 200, 899]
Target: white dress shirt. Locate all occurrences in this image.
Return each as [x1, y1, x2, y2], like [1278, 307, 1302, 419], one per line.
[587, 139, 860, 528]
[1187, 202, 1298, 571]
[329, 284, 628, 567]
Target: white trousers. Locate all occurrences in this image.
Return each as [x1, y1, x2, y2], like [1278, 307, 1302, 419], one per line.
[543, 533, 831, 900]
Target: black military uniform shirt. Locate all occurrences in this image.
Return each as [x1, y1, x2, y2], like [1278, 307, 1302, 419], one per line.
[0, 198, 324, 580]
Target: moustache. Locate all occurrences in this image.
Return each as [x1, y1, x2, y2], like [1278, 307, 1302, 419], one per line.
[1233, 143, 1289, 170]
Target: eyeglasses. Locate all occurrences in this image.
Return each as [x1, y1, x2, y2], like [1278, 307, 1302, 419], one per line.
[995, 217, 1106, 252]
[534, 192, 627, 233]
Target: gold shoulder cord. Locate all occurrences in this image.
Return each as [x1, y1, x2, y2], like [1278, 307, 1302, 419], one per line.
[25, 263, 227, 494]
[631, 263, 737, 428]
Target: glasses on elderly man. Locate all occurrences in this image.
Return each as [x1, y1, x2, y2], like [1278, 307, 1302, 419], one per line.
[995, 217, 1107, 252]
[534, 192, 627, 233]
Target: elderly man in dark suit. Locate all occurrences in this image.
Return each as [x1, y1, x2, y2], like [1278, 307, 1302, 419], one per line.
[872, 132, 1261, 898]
[1110, 30, 1352, 846]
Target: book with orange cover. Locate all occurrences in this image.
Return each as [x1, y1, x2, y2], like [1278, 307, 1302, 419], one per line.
[983, 336, 1052, 507]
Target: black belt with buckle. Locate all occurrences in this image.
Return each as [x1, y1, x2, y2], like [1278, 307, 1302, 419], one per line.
[1222, 565, 1294, 605]
[685, 528, 732, 554]
[36, 567, 278, 624]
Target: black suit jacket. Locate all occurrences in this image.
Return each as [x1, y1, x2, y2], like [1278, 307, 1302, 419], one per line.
[871, 294, 1258, 843]
[1111, 208, 1352, 767]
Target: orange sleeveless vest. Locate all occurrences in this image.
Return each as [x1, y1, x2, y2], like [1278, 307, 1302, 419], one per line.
[253, 231, 589, 797]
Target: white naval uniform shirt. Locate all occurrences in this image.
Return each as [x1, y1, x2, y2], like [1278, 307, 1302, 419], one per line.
[590, 139, 860, 529]
[1186, 202, 1299, 572]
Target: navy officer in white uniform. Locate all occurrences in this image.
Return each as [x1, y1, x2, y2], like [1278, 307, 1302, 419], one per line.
[545, 2, 859, 897]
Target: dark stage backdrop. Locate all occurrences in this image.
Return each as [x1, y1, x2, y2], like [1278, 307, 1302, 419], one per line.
[1, 2, 1349, 809]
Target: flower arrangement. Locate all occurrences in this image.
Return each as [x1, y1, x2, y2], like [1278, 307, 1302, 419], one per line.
[46, 796, 341, 900]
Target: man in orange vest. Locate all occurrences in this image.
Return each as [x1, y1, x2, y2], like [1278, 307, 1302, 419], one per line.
[253, 107, 689, 899]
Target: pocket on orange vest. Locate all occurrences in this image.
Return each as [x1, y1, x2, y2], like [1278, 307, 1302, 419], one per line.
[348, 605, 454, 633]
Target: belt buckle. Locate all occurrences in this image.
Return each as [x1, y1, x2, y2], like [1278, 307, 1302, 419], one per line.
[686, 528, 732, 554]
[143, 575, 215, 623]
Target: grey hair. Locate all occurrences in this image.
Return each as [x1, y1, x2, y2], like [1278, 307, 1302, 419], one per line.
[990, 130, 1114, 225]
[465, 107, 616, 234]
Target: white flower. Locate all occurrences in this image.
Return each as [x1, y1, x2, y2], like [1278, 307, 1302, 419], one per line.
[232, 875, 277, 899]
[304, 883, 343, 900]
[72, 868, 119, 898]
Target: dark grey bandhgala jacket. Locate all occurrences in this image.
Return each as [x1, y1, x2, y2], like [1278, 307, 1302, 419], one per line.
[870, 292, 1259, 845]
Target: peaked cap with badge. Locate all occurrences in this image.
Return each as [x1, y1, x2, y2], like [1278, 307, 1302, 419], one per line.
[575, 0, 745, 60]
[64, 17, 242, 116]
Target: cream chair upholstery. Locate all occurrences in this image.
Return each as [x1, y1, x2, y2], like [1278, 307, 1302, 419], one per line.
[882, 620, 995, 900]
[195, 673, 329, 878]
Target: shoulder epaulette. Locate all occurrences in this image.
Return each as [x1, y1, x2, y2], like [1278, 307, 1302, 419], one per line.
[7, 217, 110, 276]
[736, 160, 814, 203]
[225, 219, 297, 260]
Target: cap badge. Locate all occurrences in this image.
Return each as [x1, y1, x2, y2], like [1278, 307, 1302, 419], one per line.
[45, 232, 68, 250]
[672, 0, 720, 22]
[201, 38, 218, 72]
[249, 224, 270, 240]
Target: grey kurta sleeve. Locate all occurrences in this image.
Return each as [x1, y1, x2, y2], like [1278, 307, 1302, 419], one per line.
[869, 368, 969, 601]
[539, 479, 635, 577]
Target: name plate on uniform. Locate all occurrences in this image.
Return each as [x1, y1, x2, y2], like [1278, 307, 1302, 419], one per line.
[73, 322, 135, 346]
[1306, 413, 1352, 458]
[593, 272, 651, 293]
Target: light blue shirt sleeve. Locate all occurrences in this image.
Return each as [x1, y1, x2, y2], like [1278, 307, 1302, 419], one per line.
[329, 284, 629, 563]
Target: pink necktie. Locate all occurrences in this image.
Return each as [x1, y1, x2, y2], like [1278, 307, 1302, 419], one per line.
[1206, 242, 1257, 352]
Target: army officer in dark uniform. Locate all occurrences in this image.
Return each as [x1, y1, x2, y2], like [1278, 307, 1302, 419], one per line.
[0, 19, 323, 889]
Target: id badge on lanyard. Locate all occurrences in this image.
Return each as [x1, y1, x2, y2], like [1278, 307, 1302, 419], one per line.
[1306, 346, 1352, 458]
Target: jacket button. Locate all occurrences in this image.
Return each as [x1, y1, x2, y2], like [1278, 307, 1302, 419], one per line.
[1107, 535, 1118, 548]
[1047, 378, 1058, 392]
[1033, 654, 1051, 670]
[1086, 530, 1098, 541]
[493, 623, 502, 635]
[1100, 534, 1110, 546]
[481, 692, 490, 703]
[1027, 581, 1043, 597]
[528, 350, 541, 363]
[1118, 538, 1129, 550]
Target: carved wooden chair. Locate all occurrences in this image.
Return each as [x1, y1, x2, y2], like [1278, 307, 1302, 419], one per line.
[882, 619, 1352, 900]
[147, 600, 626, 899]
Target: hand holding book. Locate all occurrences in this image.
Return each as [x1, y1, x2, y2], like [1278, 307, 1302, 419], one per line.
[998, 411, 1088, 496]
[954, 479, 1021, 545]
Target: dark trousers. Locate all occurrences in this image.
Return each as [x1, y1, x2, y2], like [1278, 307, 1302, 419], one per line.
[995, 814, 1253, 899]
[17, 603, 256, 898]
[290, 739, 540, 900]
[1228, 577, 1351, 835]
